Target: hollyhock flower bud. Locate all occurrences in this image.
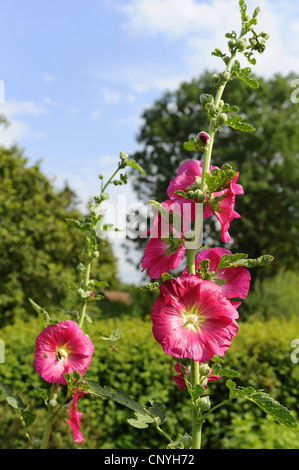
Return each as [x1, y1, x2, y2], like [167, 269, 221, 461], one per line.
[198, 131, 210, 145]
[198, 396, 210, 411]
[34, 320, 94, 385]
[152, 275, 239, 363]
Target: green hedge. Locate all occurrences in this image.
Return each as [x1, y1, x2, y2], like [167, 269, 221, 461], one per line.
[0, 311, 299, 449]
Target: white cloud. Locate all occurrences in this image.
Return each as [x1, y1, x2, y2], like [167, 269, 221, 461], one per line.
[1, 99, 47, 117]
[42, 73, 58, 83]
[121, 0, 299, 79]
[0, 100, 47, 146]
[102, 86, 122, 104]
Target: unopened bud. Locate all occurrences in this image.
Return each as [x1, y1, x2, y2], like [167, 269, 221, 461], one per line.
[49, 398, 57, 408]
[198, 396, 211, 411]
[99, 173, 104, 180]
[32, 439, 42, 449]
[198, 131, 210, 145]
[200, 93, 214, 106]
[199, 363, 211, 377]
[218, 112, 228, 125]
[236, 38, 247, 52]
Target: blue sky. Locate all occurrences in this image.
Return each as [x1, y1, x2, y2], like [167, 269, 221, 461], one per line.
[1, 0, 299, 284]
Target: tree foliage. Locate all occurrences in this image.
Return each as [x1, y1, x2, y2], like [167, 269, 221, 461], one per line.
[129, 71, 299, 281]
[0, 144, 118, 327]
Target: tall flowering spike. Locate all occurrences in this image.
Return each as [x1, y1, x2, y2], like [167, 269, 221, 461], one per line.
[151, 274, 239, 363]
[183, 247, 251, 302]
[34, 320, 94, 385]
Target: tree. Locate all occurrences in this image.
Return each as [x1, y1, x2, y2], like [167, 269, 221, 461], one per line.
[0, 144, 118, 327]
[129, 71, 299, 282]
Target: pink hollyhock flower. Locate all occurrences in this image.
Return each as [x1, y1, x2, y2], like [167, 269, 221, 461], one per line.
[34, 320, 94, 385]
[167, 160, 243, 242]
[142, 199, 189, 279]
[151, 274, 239, 363]
[183, 247, 251, 302]
[173, 362, 221, 390]
[66, 392, 87, 444]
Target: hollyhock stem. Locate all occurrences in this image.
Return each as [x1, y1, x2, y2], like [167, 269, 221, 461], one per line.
[186, 248, 202, 448]
[190, 359, 202, 449]
[200, 48, 239, 192]
[78, 247, 93, 329]
[40, 383, 59, 449]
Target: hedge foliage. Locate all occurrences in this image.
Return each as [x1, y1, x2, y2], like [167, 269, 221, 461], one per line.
[0, 302, 299, 449]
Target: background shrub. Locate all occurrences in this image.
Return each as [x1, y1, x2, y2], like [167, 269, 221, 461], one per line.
[0, 306, 298, 449]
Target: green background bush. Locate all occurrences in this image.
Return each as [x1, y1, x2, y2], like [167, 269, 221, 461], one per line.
[1, 270, 299, 450]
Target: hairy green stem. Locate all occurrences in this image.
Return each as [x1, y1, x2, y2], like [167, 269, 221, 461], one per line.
[78, 247, 93, 329]
[200, 53, 236, 193]
[40, 383, 59, 449]
[186, 248, 202, 449]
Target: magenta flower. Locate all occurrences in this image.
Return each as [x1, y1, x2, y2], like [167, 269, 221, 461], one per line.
[66, 392, 87, 444]
[34, 320, 94, 385]
[142, 199, 188, 279]
[151, 274, 239, 363]
[173, 362, 221, 390]
[183, 247, 251, 302]
[167, 160, 243, 242]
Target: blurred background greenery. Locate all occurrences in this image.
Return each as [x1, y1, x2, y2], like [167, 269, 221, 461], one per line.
[0, 71, 299, 449]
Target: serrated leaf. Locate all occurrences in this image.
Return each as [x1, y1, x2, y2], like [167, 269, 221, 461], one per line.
[140, 282, 160, 291]
[218, 253, 248, 269]
[146, 400, 166, 425]
[85, 380, 166, 427]
[161, 273, 174, 281]
[193, 384, 206, 400]
[226, 115, 256, 133]
[125, 159, 146, 175]
[91, 280, 109, 288]
[205, 168, 238, 194]
[219, 253, 274, 269]
[20, 410, 36, 427]
[226, 380, 297, 428]
[183, 138, 196, 151]
[212, 363, 240, 378]
[247, 392, 297, 428]
[92, 328, 122, 342]
[28, 298, 53, 326]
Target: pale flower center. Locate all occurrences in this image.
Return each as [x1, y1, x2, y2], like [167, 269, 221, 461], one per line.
[56, 347, 69, 361]
[182, 305, 205, 331]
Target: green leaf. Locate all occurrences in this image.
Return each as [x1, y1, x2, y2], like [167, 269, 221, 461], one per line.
[218, 253, 274, 269]
[125, 158, 146, 175]
[183, 138, 196, 151]
[226, 380, 297, 428]
[28, 298, 56, 326]
[90, 280, 109, 288]
[161, 273, 174, 281]
[218, 253, 248, 269]
[193, 384, 206, 400]
[205, 168, 238, 194]
[197, 259, 211, 279]
[212, 363, 240, 378]
[127, 412, 154, 429]
[226, 115, 256, 133]
[21, 410, 36, 427]
[0, 381, 36, 426]
[140, 282, 160, 291]
[92, 328, 122, 342]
